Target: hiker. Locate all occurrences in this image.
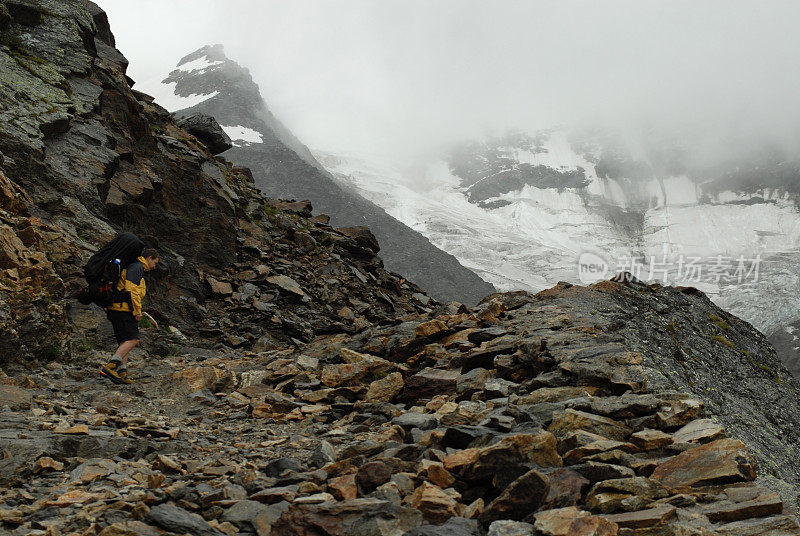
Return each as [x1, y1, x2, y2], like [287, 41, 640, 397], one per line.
[100, 248, 160, 384]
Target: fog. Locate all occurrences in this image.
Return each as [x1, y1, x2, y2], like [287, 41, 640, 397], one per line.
[96, 0, 800, 161]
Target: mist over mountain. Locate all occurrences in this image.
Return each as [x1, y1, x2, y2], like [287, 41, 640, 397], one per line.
[134, 44, 495, 305]
[98, 0, 800, 165]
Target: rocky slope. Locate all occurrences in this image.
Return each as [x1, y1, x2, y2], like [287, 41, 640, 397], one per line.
[0, 0, 435, 370]
[319, 129, 800, 374]
[3, 277, 800, 535]
[134, 44, 495, 306]
[1, 2, 800, 536]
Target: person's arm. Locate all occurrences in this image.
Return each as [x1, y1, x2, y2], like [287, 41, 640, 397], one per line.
[125, 263, 145, 318]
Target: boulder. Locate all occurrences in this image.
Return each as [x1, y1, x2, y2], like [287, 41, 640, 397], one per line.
[336, 226, 380, 253]
[172, 366, 235, 392]
[655, 397, 704, 429]
[571, 462, 635, 483]
[446, 432, 561, 482]
[144, 504, 226, 536]
[701, 488, 782, 523]
[270, 498, 421, 535]
[223, 500, 271, 528]
[327, 474, 357, 500]
[457, 368, 492, 398]
[548, 409, 632, 442]
[356, 460, 392, 492]
[414, 319, 449, 339]
[365, 372, 404, 403]
[206, 275, 233, 295]
[266, 275, 306, 298]
[651, 439, 756, 489]
[542, 468, 590, 509]
[585, 477, 670, 514]
[629, 429, 672, 450]
[533, 506, 619, 536]
[479, 467, 550, 525]
[249, 486, 298, 504]
[486, 520, 536, 536]
[408, 482, 460, 524]
[392, 412, 439, 432]
[563, 439, 638, 465]
[403, 368, 460, 400]
[601, 505, 676, 529]
[320, 362, 373, 388]
[672, 419, 725, 444]
[177, 113, 233, 154]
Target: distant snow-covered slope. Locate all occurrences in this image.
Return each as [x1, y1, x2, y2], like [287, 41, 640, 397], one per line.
[316, 128, 800, 373]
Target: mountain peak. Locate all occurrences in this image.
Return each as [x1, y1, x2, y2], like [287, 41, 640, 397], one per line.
[133, 43, 257, 119]
[141, 45, 498, 304]
[177, 43, 226, 66]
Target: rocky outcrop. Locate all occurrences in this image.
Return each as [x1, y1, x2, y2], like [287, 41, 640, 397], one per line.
[0, 0, 433, 368]
[176, 113, 232, 155]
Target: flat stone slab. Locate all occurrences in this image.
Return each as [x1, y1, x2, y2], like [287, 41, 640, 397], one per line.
[602, 505, 676, 529]
[650, 439, 755, 489]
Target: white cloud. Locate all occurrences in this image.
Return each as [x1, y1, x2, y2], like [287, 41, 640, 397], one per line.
[97, 0, 800, 159]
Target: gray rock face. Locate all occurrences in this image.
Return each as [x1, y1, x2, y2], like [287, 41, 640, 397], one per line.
[403, 517, 480, 536]
[144, 504, 226, 536]
[145, 44, 495, 305]
[3, 3, 800, 535]
[177, 113, 232, 155]
[222, 499, 270, 527]
[392, 412, 439, 431]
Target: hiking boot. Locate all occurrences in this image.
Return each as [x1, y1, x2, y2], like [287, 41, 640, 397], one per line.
[100, 362, 132, 384]
[116, 369, 133, 385]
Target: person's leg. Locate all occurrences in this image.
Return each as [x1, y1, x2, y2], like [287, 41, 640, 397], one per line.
[113, 339, 139, 365]
[102, 312, 139, 384]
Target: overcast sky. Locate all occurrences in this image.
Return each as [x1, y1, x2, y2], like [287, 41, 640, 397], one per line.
[96, 0, 800, 158]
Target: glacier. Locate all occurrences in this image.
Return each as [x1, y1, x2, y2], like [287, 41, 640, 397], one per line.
[315, 128, 800, 373]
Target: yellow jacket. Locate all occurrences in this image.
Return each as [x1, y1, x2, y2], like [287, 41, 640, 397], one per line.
[107, 256, 151, 316]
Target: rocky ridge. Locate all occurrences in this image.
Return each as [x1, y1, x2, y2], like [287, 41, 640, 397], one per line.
[0, 2, 799, 536]
[3, 278, 800, 535]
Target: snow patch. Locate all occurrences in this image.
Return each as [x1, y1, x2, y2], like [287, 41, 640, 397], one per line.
[133, 76, 218, 112]
[221, 125, 263, 145]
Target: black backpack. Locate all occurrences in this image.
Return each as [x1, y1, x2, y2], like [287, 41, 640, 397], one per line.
[76, 233, 144, 308]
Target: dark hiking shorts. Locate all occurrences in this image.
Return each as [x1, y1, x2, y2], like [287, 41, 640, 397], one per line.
[106, 310, 140, 344]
